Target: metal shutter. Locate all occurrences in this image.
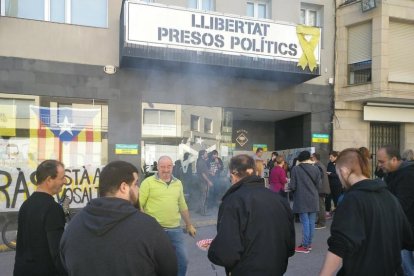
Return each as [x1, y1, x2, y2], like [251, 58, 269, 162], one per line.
[348, 22, 372, 64]
[389, 21, 414, 83]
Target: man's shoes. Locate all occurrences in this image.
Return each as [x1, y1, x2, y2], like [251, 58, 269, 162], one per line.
[295, 245, 310, 254]
[315, 224, 326, 229]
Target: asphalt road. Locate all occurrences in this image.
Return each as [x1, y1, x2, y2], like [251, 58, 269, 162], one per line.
[0, 219, 331, 276]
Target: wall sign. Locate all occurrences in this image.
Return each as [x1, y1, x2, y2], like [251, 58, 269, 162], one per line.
[253, 144, 268, 152]
[125, 1, 321, 71]
[115, 144, 139, 155]
[312, 133, 329, 144]
[235, 129, 248, 147]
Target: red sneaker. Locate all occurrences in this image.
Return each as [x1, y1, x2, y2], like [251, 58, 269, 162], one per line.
[295, 245, 310, 254]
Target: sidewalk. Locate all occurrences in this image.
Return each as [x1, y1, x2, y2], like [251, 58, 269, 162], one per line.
[186, 207, 218, 228]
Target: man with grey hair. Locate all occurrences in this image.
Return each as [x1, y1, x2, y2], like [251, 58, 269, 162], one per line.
[377, 145, 414, 275]
[140, 156, 196, 276]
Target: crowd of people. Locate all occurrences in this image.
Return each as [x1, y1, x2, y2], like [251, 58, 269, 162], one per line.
[11, 144, 414, 276]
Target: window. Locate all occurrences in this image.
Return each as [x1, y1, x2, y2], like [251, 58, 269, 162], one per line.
[188, 0, 214, 11]
[143, 109, 175, 125]
[191, 115, 200, 131]
[300, 9, 317, 26]
[348, 60, 372, 85]
[348, 23, 372, 85]
[300, 3, 323, 27]
[1, 0, 108, 28]
[204, 118, 213, 133]
[246, 1, 269, 19]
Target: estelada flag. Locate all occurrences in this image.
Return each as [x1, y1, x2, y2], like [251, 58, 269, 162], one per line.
[29, 105, 102, 165]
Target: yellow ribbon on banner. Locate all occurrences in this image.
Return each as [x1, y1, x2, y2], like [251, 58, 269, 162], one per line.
[296, 25, 320, 72]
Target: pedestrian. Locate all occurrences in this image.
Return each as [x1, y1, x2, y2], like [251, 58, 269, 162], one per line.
[14, 160, 67, 276]
[312, 152, 330, 229]
[253, 147, 265, 178]
[320, 148, 414, 276]
[207, 150, 223, 207]
[267, 151, 279, 171]
[140, 156, 196, 276]
[60, 161, 177, 276]
[196, 150, 213, 215]
[326, 151, 342, 214]
[269, 155, 288, 197]
[289, 150, 321, 254]
[377, 145, 414, 275]
[208, 154, 295, 275]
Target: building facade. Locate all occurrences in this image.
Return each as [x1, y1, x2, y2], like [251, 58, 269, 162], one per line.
[333, 0, 414, 168]
[0, 0, 335, 213]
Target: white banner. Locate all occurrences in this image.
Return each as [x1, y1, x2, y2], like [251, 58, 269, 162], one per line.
[0, 165, 102, 212]
[125, 1, 320, 63]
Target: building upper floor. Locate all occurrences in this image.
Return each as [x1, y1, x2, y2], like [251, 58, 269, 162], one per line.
[335, 0, 414, 104]
[0, 0, 335, 85]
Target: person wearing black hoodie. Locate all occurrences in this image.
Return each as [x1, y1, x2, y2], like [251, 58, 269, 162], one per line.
[320, 148, 414, 276]
[60, 161, 177, 276]
[377, 145, 414, 276]
[208, 154, 295, 276]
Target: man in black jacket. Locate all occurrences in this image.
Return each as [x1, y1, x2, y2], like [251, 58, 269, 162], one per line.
[208, 154, 295, 276]
[60, 161, 177, 276]
[377, 145, 414, 275]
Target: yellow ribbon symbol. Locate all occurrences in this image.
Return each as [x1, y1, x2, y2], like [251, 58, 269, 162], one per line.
[296, 25, 320, 72]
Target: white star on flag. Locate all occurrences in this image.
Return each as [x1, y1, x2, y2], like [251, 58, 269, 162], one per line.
[195, 137, 204, 145]
[57, 116, 75, 136]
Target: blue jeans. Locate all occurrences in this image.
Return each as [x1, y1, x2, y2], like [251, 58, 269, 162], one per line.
[165, 227, 188, 276]
[299, 212, 317, 247]
[401, 249, 414, 276]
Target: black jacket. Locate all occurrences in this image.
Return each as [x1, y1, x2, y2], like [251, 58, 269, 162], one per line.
[385, 161, 414, 232]
[328, 179, 414, 276]
[327, 161, 341, 188]
[14, 192, 67, 276]
[60, 197, 177, 276]
[208, 176, 295, 276]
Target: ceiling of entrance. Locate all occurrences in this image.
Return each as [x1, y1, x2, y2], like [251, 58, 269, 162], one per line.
[228, 108, 306, 122]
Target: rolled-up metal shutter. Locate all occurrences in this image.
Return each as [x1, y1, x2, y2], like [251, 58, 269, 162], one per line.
[389, 21, 414, 83]
[348, 22, 372, 64]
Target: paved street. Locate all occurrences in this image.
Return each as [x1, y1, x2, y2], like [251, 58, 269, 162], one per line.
[0, 207, 331, 276]
[186, 214, 331, 276]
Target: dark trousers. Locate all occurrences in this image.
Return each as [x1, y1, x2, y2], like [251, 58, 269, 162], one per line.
[325, 184, 342, 212]
[317, 194, 326, 226]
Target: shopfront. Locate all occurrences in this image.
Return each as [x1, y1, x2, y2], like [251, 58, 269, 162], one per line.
[0, 1, 331, 214]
